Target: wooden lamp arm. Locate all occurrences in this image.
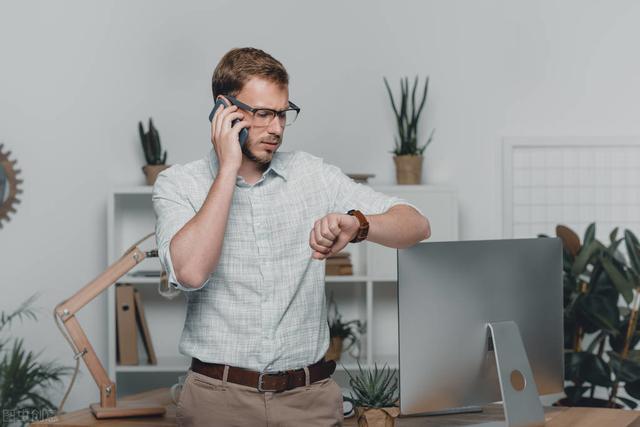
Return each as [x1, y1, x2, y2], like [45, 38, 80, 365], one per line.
[54, 233, 155, 409]
[56, 246, 147, 318]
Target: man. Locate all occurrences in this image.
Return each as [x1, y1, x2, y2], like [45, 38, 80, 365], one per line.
[152, 47, 430, 427]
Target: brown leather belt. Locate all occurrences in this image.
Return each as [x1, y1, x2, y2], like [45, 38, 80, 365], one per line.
[190, 357, 336, 393]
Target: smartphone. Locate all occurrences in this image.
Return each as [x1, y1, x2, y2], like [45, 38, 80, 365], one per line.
[209, 98, 248, 147]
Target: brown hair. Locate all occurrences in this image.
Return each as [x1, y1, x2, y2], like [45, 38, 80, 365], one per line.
[211, 48, 289, 99]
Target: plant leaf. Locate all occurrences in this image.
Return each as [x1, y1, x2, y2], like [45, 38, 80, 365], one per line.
[601, 257, 633, 304]
[609, 351, 640, 383]
[625, 229, 640, 274]
[625, 379, 640, 400]
[556, 225, 581, 257]
[565, 351, 612, 387]
[571, 240, 604, 277]
[564, 385, 589, 403]
[583, 223, 596, 247]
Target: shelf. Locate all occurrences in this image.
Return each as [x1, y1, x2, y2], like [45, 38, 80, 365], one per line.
[118, 274, 161, 284]
[325, 275, 369, 283]
[116, 355, 191, 373]
[331, 350, 366, 371]
[117, 274, 396, 285]
[371, 184, 456, 193]
[335, 361, 399, 371]
[113, 186, 153, 195]
[369, 354, 399, 370]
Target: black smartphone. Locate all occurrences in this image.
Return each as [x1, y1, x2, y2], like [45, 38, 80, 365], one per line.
[209, 98, 248, 147]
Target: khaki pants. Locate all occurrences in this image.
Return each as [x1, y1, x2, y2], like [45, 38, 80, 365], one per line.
[176, 369, 344, 427]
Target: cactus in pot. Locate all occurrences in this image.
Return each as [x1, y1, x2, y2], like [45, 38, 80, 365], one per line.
[138, 118, 169, 185]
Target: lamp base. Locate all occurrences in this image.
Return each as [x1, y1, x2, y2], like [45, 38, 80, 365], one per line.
[90, 401, 166, 419]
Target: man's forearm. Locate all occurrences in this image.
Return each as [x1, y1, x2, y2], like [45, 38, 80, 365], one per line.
[169, 168, 237, 288]
[365, 204, 430, 249]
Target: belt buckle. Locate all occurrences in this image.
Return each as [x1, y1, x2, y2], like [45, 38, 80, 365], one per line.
[257, 372, 281, 393]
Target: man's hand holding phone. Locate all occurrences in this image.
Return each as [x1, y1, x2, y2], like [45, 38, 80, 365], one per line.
[210, 97, 249, 173]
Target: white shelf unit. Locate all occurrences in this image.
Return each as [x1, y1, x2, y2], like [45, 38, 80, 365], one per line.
[107, 184, 458, 394]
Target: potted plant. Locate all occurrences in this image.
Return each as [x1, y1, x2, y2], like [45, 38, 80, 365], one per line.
[138, 118, 169, 185]
[543, 223, 640, 408]
[0, 294, 71, 426]
[325, 292, 365, 362]
[344, 362, 400, 427]
[383, 76, 435, 185]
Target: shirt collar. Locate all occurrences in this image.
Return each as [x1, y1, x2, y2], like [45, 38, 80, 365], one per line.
[208, 147, 289, 182]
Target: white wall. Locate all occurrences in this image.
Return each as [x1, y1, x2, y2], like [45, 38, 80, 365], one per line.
[2, 0, 640, 412]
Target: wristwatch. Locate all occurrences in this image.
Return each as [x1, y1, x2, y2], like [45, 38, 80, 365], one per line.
[347, 209, 369, 243]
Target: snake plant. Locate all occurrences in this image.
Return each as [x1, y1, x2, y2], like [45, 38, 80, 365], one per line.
[138, 118, 167, 165]
[383, 75, 435, 156]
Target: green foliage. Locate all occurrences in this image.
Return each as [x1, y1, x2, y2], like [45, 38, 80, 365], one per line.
[138, 118, 167, 165]
[549, 223, 640, 408]
[0, 295, 71, 426]
[327, 292, 365, 356]
[344, 362, 398, 409]
[383, 76, 435, 156]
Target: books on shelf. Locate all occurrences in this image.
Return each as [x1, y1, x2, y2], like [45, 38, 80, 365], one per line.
[346, 173, 375, 184]
[115, 283, 157, 365]
[129, 270, 161, 277]
[116, 284, 137, 365]
[134, 289, 157, 365]
[326, 252, 353, 276]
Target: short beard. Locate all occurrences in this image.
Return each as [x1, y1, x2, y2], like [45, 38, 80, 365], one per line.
[241, 142, 271, 172]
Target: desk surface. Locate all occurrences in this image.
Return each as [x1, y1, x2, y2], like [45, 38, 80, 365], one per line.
[31, 388, 640, 426]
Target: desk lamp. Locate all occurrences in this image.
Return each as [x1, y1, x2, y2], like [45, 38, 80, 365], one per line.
[53, 233, 166, 419]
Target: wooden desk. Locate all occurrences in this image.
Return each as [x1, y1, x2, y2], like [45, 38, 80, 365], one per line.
[31, 388, 640, 426]
[396, 404, 640, 426]
[31, 389, 176, 426]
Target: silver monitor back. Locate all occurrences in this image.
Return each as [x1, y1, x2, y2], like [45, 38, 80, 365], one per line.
[397, 238, 563, 416]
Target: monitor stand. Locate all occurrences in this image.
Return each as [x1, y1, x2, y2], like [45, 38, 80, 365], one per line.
[399, 321, 546, 426]
[471, 321, 546, 427]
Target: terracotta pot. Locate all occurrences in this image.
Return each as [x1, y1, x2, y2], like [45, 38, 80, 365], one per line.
[393, 155, 423, 185]
[355, 406, 400, 427]
[325, 337, 344, 361]
[554, 397, 623, 408]
[142, 164, 170, 185]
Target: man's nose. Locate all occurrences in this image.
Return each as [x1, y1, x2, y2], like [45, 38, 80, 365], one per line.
[267, 116, 284, 135]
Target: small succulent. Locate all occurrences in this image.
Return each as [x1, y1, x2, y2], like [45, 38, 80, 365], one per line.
[383, 75, 435, 156]
[344, 361, 398, 409]
[138, 118, 167, 165]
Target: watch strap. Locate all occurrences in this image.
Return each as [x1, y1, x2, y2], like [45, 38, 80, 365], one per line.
[347, 209, 369, 243]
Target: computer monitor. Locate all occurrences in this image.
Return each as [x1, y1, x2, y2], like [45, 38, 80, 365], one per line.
[397, 238, 563, 417]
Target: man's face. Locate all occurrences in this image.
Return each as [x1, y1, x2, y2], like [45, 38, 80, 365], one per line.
[234, 77, 289, 168]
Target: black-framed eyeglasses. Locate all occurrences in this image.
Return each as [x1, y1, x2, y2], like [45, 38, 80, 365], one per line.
[226, 95, 300, 127]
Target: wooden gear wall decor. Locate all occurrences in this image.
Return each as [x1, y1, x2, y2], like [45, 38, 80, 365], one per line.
[0, 143, 23, 228]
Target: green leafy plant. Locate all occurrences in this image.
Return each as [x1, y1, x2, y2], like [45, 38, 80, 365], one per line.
[327, 292, 365, 357]
[0, 294, 71, 426]
[544, 223, 640, 408]
[344, 361, 398, 409]
[383, 76, 435, 156]
[138, 118, 167, 165]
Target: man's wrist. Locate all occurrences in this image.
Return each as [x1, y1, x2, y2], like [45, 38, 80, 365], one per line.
[349, 215, 360, 241]
[347, 209, 369, 243]
[218, 165, 239, 177]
